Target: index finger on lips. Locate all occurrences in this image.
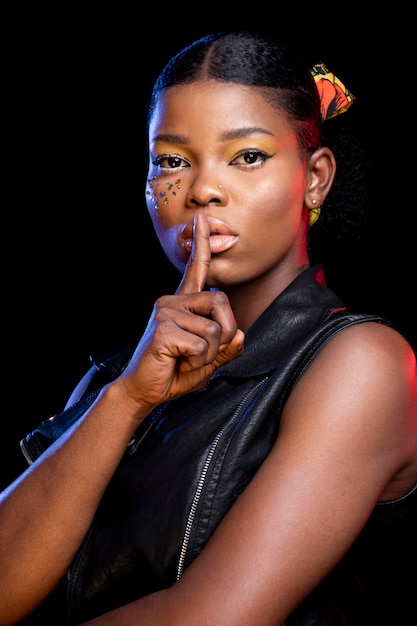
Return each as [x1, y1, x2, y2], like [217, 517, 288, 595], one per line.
[176, 212, 211, 295]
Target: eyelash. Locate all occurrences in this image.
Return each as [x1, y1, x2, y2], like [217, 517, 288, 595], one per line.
[152, 154, 187, 173]
[152, 149, 273, 173]
[230, 149, 272, 169]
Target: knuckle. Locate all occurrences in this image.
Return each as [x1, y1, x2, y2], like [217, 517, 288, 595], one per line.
[195, 335, 209, 354]
[153, 295, 175, 319]
[155, 294, 173, 308]
[152, 320, 173, 340]
[203, 318, 221, 341]
[211, 291, 229, 307]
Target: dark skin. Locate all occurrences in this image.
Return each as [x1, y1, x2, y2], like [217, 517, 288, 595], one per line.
[1, 81, 416, 625]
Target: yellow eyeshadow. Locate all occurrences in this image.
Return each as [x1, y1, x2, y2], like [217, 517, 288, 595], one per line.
[153, 141, 191, 159]
[223, 137, 277, 161]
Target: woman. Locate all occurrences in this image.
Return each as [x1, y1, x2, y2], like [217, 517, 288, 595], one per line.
[1, 31, 416, 625]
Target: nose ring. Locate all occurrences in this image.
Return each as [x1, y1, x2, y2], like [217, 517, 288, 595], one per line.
[218, 184, 222, 189]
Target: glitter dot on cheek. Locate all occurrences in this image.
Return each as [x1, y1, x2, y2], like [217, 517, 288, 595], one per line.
[146, 177, 182, 209]
[145, 176, 160, 209]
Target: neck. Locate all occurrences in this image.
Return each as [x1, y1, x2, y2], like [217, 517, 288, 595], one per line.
[224, 263, 309, 332]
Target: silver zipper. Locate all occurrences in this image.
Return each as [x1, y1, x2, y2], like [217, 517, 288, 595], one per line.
[176, 377, 269, 580]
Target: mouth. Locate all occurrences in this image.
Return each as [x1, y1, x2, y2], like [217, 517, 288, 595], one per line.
[181, 217, 239, 254]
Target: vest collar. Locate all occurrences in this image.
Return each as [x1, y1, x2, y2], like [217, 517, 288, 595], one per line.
[215, 265, 345, 379]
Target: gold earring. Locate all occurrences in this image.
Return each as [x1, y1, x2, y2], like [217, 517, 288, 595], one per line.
[308, 204, 321, 227]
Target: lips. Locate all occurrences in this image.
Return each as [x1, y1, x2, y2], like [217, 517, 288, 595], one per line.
[181, 217, 239, 254]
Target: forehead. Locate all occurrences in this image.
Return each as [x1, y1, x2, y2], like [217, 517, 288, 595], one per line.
[148, 81, 292, 138]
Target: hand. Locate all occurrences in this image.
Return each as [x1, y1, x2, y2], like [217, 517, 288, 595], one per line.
[119, 212, 244, 413]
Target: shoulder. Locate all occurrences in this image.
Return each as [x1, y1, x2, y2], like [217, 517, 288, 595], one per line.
[324, 316, 414, 361]
[281, 320, 417, 498]
[316, 320, 416, 394]
[302, 319, 415, 400]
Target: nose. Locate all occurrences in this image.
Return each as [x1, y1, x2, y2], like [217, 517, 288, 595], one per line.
[185, 174, 227, 208]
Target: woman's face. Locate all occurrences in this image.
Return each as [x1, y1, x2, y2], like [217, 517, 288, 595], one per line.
[146, 81, 310, 291]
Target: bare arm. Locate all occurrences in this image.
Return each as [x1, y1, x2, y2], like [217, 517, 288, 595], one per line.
[0, 384, 150, 624]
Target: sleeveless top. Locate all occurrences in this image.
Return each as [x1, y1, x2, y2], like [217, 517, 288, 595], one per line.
[21, 265, 417, 625]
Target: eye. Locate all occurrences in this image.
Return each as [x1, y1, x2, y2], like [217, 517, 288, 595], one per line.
[152, 154, 190, 173]
[230, 149, 273, 169]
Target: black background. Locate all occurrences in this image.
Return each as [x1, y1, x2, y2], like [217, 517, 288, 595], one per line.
[2, 8, 414, 490]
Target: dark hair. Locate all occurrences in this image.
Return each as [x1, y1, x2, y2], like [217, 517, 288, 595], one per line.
[148, 30, 369, 264]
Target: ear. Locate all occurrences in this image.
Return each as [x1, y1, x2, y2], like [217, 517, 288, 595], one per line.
[304, 147, 336, 209]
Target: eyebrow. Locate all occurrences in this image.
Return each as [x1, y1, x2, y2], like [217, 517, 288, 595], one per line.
[152, 127, 274, 145]
[153, 133, 188, 145]
[220, 127, 274, 141]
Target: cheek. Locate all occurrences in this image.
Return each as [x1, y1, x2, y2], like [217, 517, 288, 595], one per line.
[145, 176, 187, 271]
[145, 176, 183, 217]
[237, 175, 305, 258]
[145, 175, 185, 231]
[249, 176, 304, 226]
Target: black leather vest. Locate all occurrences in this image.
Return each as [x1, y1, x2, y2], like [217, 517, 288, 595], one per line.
[21, 266, 416, 625]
